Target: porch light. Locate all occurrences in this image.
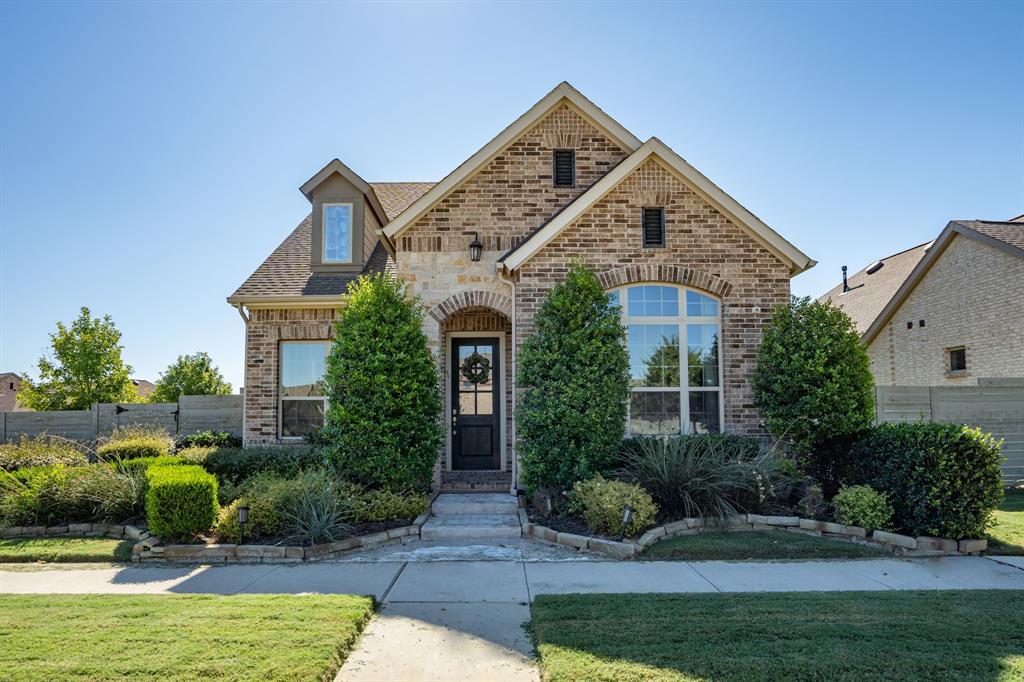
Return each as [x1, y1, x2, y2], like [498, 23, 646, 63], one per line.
[468, 232, 483, 262]
[238, 505, 250, 544]
[619, 505, 635, 541]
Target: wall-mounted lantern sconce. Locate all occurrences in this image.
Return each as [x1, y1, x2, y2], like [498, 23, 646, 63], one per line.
[469, 232, 483, 262]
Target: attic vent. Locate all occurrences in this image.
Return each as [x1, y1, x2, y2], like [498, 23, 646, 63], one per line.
[642, 207, 666, 247]
[866, 261, 884, 275]
[553, 150, 575, 187]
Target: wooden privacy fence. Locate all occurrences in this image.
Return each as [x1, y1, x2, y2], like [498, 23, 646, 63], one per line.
[0, 395, 243, 444]
[876, 379, 1024, 484]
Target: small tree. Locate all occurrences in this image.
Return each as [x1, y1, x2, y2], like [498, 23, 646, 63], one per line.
[149, 352, 232, 403]
[516, 261, 630, 492]
[18, 307, 138, 410]
[323, 274, 442, 490]
[752, 296, 875, 479]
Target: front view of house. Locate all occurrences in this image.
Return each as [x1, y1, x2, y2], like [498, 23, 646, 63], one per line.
[228, 82, 814, 490]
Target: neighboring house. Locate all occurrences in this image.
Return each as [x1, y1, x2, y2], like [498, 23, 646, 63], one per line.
[820, 217, 1024, 386]
[228, 82, 814, 489]
[132, 379, 157, 401]
[0, 373, 29, 412]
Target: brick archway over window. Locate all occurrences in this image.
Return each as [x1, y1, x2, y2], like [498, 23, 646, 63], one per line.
[428, 290, 514, 323]
[597, 265, 733, 298]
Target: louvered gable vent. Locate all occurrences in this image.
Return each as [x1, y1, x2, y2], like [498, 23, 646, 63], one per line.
[642, 207, 665, 247]
[553, 150, 575, 187]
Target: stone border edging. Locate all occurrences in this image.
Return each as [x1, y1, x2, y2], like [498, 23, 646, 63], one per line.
[524, 513, 987, 559]
[133, 512, 432, 563]
[0, 522, 149, 542]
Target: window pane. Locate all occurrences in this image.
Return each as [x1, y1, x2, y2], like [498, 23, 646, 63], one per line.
[686, 324, 720, 387]
[459, 392, 476, 414]
[281, 399, 324, 437]
[686, 290, 719, 317]
[629, 391, 681, 435]
[476, 392, 493, 415]
[628, 324, 680, 387]
[324, 204, 352, 262]
[281, 343, 328, 397]
[688, 391, 720, 434]
[627, 285, 679, 317]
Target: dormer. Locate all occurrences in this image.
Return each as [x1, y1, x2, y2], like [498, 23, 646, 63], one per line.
[299, 159, 390, 273]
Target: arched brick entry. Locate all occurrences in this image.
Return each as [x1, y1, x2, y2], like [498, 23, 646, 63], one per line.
[597, 264, 734, 298]
[428, 290, 514, 323]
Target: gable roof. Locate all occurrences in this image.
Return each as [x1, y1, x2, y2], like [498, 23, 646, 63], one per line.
[381, 82, 643, 242]
[862, 220, 1024, 343]
[227, 182, 432, 304]
[818, 241, 930, 334]
[299, 158, 391, 225]
[498, 137, 815, 276]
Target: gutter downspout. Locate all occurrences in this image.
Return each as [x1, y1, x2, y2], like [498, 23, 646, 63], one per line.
[497, 266, 518, 496]
[233, 303, 250, 445]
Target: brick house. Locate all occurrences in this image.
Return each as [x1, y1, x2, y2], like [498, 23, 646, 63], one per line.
[820, 217, 1024, 386]
[228, 83, 814, 490]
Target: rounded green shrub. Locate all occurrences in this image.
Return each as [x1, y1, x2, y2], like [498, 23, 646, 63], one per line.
[351, 489, 428, 522]
[752, 297, 874, 485]
[846, 423, 1004, 539]
[323, 274, 442, 490]
[97, 425, 174, 461]
[180, 445, 325, 484]
[176, 431, 242, 449]
[832, 485, 892, 532]
[144, 465, 218, 541]
[568, 475, 658, 537]
[516, 262, 630, 492]
[0, 435, 88, 472]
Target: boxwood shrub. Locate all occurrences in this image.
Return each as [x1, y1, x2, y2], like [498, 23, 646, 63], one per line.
[179, 445, 327, 484]
[568, 475, 658, 537]
[176, 430, 242, 449]
[846, 423, 1003, 539]
[97, 425, 174, 461]
[145, 465, 218, 541]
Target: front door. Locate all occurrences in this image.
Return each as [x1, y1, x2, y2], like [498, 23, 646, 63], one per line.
[451, 337, 500, 470]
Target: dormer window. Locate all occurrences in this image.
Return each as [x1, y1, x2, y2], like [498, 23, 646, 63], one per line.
[323, 203, 353, 263]
[553, 149, 575, 188]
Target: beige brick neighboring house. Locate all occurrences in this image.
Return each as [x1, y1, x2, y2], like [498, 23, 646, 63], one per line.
[0, 373, 28, 412]
[228, 83, 815, 490]
[820, 218, 1024, 386]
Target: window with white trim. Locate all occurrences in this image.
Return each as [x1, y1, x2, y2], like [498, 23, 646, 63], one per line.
[280, 341, 330, 437]
[322, 203, 353, 263]
[609, 284, 722, 435]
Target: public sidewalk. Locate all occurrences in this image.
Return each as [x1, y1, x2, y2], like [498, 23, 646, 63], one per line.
[4, 555, 1024, 682]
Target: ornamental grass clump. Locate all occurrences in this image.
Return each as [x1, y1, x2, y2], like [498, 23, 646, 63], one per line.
[97, 425, 174, 461]
[0, 463, 143, 527]
[568, 475, 657, 537]
[0, 435, 88, 472]
[832, 485, 892, 532]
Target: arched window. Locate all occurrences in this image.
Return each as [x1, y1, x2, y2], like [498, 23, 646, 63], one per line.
[609, 284, 722, 435]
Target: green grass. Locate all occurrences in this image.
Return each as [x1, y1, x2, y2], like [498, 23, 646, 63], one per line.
[642, 530, 886, 561]
[531, 591, 1024, 681]
[0, 594, 374, 681]
[0, 537, 135, 563]
[988, 488, 1024, 555]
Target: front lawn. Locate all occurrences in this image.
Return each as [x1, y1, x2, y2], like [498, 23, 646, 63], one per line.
[0, 594, 374, 681]
[988, 487, 1024, 555]
[0, 537, 134, 563]
[642, 530, 886, 561]
[532, 591, 1024, 681]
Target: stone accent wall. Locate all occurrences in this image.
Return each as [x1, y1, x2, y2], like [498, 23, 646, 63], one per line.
[514, 159, 792, 436]
[868, 235, 1024, 385]
[441, 307, 513, 470]
[243, 307, 339, 444]
[398, 104, 629, 254]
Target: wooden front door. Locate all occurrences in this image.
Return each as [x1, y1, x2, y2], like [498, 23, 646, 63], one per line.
[451, 337, 501, 470]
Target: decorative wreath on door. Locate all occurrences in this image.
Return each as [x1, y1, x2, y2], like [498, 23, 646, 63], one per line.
[460, 351, 491, 385]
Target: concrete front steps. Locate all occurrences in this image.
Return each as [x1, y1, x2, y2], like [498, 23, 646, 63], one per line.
[420, 493, 522, 541]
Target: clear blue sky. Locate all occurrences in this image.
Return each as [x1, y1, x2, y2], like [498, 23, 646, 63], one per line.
[2, 1, 1021, 391]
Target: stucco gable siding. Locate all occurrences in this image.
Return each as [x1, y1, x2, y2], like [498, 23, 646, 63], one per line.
[867, 234, 1024, 385]
[398, 104, 628, 254]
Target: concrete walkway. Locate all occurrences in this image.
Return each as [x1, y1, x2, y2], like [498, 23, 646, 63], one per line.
[4, 555, 1024, 682]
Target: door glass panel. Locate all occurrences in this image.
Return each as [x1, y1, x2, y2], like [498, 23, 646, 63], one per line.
[476, 392, 493, 415]
[459, 392, 476, 415]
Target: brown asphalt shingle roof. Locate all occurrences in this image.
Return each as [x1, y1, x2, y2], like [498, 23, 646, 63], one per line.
[956, 219, 1024, 252]
[229, 182, 434, 301]
[818, 241, 931, 335]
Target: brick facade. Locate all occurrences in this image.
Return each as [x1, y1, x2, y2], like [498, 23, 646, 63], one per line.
[243, 308, 338, 444]
[514, 159, 790, 437]
[868, 234, 1024, 385]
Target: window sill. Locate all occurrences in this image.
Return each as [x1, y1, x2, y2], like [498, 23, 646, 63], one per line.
[944, 371, 970, 380]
